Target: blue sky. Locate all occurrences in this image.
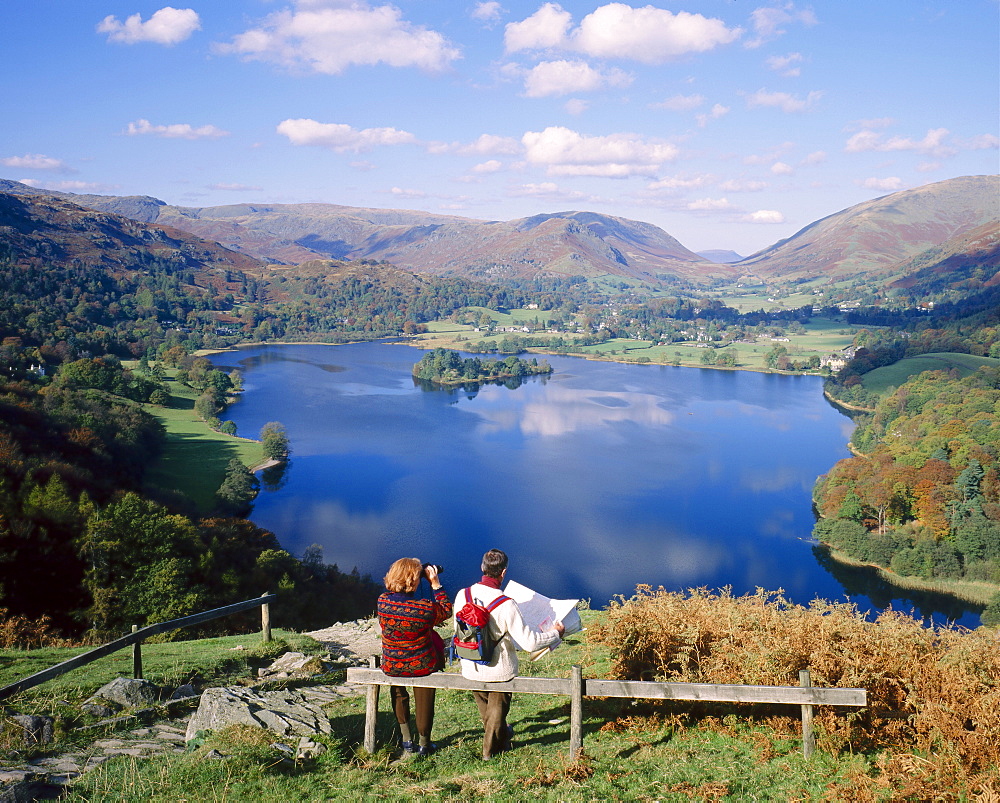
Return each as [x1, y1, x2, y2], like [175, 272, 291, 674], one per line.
[3, 1, 998, 254]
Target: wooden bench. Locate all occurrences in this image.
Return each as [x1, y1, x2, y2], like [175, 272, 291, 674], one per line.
[346, 660, 867, 759]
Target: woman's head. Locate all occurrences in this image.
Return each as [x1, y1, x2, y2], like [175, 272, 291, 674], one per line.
[384, 557, 423, 593]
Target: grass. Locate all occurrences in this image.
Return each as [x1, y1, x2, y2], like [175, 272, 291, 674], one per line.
[62, 611, 875, 802]
[413, 313, 864, 374]
[0, 629, 313, 710]
[8, 603, 994, 800]
[140, 370, 264, 512]
[861, 352, 1000, 395]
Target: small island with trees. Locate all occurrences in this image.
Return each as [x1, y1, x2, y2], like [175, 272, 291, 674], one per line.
[413, 347, 552, 385]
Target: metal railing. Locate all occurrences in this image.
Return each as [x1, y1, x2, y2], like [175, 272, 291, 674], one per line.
[0, 593, 276, 702]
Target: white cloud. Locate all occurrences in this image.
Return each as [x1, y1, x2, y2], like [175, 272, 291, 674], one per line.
[572, 4, 742, 63]
[276, 119, 417, 152]
[21, 179, 110, 193]
[564, 98, 590, 115]
[504, 3, 573, 51]
[688, 197, 733, 211]
[210, 183, 263, 191]
[960, 133, 1000, 150]
[845, 127, 955, 157]
[743, 209, 785, 223]
[745, 88, 823, 112]
[456, 134, 522, 156]
[389, 186, 427, 198]
[125, 118, 229, 139]
[770, 161, 794, 175]
[505, 3, 740, 63]
[745, 3, 817, 48]
[719, 178, 768, 192]
[1, 153, 74, 172]
[696, 103, 729, 127]
[514, 181, 562, 196]
[471, 2, 504, 24]
[97, 7, 200, 46]
[509, 182, 593, 200]
[653, 94, 705, 112]
[522, 126, 678, 177]
[800, 150, 826, 165]
[857, 177, 904, 191]
[647, 174, 713, 190]
[765, 52, 803, 76]
[217, 2, 460, 74]
[472, 160, 503, 173]
[522, 59, 631, 97]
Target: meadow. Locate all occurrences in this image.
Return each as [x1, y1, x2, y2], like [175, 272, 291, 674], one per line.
[860, 352, 1000, 394]
[139, 368, 264, 512]
[3, 591, 993, 801]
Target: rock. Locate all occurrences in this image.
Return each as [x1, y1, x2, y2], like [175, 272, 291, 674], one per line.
[257, 652, 332, 680]
[296, 737, 327, 761]
[10, 715, 53, 746]
[80, 703, 118, 718]
[170, 684, 199, 700]
[84, 678, 160, 710]
[185, 687, 332, 743]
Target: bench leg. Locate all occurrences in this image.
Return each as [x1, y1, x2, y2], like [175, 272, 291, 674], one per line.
[364, 656, 380, 754]
[569, 665, 583, 759]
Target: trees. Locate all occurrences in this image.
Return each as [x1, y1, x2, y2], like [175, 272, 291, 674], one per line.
[261, 421, 291, 462]
[215, 458, 260, 516]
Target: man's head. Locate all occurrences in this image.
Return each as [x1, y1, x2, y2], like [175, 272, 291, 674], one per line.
[481, 548, 508, 579]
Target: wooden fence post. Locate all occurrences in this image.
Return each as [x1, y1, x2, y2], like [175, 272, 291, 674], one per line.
[261, 593, 272, 643]
[569, 665, 583, 759]
[363, 656, 380, 754]
[131, 625, 143, 679]
[799, 669, 815, 759]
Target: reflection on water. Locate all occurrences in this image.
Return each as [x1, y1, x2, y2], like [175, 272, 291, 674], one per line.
[210, 342, 982, 628]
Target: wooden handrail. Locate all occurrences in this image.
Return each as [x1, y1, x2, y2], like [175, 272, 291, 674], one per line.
[346, 663, 867, 759]
[0, 593, 277, 702]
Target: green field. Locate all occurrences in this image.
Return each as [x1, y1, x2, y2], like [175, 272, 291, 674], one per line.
[141, 369, 264, 512]
[417, 312, 863, 373]
[861, 352, 1000, 394]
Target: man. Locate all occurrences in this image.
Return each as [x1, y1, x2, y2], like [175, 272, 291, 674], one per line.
[455, 548, 565, 760]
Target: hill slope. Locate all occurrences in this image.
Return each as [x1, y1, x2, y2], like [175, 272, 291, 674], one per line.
[0, 180, 728, 285]
[738, 175, 999, 284]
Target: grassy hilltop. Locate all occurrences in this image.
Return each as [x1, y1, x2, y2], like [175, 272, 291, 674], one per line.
[4, 587, 995, 801]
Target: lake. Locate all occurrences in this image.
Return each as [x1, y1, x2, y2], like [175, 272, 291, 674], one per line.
[209, 342, 982, 628]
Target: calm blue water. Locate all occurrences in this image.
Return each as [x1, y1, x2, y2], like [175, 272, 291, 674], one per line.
[210, 342, 982, 628]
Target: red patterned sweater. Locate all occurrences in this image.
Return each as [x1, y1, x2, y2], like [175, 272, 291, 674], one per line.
[378, 587, 452, 677]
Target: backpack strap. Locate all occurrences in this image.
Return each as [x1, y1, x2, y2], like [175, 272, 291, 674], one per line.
[486, 594, 510, 612]
[464, 587, 473, 605]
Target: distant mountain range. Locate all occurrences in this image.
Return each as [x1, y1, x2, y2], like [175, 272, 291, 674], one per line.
[1, 175, 996, 296]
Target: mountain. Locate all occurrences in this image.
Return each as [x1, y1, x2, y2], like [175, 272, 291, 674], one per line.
[0, 189, 265, 279]
[0, 180, 726, 286]
[3, 175, 996, 294]
[697, 249, 744, 264]
[886, 219, 1000, 296]
[738, 175, 999, 284]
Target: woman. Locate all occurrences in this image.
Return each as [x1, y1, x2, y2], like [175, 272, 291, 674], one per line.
[377, 557, 451, 757]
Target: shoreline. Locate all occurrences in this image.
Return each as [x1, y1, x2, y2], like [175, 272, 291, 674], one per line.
[820, 544, 996, 608]
[197, 339, 994, 615]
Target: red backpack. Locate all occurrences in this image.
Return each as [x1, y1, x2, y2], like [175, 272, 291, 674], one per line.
[452, 587, 509, 664]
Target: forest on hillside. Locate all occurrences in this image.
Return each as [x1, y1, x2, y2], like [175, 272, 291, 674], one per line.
[2, 203, 1000, 637]
[813, 297, 1000, 620]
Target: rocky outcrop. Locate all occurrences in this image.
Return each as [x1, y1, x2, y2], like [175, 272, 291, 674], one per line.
[185, 687, 331, 743]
